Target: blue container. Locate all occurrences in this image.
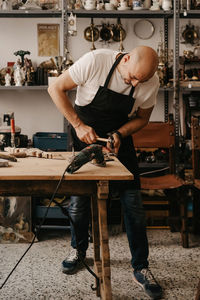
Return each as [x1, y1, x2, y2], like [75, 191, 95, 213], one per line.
[33, 132, 67, 151]
[35, 206, 68, 219]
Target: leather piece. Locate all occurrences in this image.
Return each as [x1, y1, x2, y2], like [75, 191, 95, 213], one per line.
[140, 174, 184, 190]
[133, 122, 174, 148]
[194, 179, 200, 190]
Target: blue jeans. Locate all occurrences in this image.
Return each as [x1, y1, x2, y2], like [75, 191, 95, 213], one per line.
[68, 188, 149, 270]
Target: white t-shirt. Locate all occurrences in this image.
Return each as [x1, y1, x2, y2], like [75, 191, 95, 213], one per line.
[69, 49, 160, 117]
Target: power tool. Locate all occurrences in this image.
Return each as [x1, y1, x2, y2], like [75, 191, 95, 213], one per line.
[66, 144, 106, 174]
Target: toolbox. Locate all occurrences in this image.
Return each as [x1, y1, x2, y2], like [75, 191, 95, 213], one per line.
[33, 132, 67, 151]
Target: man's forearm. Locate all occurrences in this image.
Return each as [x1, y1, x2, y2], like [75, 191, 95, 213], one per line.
[118, 117, 148, 138]
[48, 87, 83, 129]
[117, 106, 154, 138]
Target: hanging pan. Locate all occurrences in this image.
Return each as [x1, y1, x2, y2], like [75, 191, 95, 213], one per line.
[182, 23, 199, 45]
[84, 18, 100, 50]
[99, 23, 113, 42]
[112, 18, 126, 42]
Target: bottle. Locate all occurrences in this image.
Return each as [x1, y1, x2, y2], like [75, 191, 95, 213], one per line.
[143, 0, 151, 8]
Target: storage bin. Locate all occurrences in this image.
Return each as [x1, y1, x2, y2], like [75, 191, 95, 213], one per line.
[35, 205, 68, 219]
[33, 132, 67, 151]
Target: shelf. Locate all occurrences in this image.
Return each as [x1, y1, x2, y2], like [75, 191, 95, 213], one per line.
[180, 82, 200, 91]
[159, 87, 174, 91]
[0, 85, 173, 91]
[0, 85, 48, 90]
[179, 57, 200, 64]
[187, 107, 200, 111]
[0, 10, 62, 18]
[180, 9, 200, 18]
[181, 87, 200, 91]
[67, 9, 173, 18]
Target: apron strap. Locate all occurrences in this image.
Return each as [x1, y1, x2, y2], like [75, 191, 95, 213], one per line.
[129, 85, 135, 97]
[104, 53, 135, 98]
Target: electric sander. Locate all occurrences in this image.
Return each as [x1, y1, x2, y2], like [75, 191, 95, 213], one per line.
[66, 144, 106, 174]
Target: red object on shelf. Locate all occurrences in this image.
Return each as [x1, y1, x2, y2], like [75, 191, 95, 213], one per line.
[11, 118, 15, 134]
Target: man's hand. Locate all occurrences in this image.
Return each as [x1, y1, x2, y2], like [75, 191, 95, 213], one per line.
[106, 133, 121, 155]
[75, 123, 98, 144]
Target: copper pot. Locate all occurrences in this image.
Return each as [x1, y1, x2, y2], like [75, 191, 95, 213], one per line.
[182, 23, 199, 45]
[112, 18, 126, 42]
[84, 18, 100, 42]
[100, 23, 113, 42]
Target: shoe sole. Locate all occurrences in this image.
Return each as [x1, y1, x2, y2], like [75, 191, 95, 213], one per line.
[133, 276, 146, 291]
[62, 260, 85, 275]
[133, 277, 162, 300]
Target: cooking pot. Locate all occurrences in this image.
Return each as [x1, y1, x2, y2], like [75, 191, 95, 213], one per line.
[84, 18, 99, 42]
[112, 18, 126, 42]
[100, 23, 113, 42]
[182, 23, 199, 45]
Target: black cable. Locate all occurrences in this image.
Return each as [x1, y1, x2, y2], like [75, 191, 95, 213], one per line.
[52, 198, 99, 288]
[0, 163, 99, 291]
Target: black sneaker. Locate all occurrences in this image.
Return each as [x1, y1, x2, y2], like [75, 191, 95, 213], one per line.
[133, 268, 162, 299]
[62, 248, 86, 274]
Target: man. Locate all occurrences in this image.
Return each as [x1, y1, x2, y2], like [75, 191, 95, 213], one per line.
[48, 46, 162, 299]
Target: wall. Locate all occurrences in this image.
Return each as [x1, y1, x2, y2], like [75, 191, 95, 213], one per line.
[1, 15, 198, 139]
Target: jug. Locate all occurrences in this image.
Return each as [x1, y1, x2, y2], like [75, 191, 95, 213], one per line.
[162, 0, 172, 11]
[83, 0, 96, 9]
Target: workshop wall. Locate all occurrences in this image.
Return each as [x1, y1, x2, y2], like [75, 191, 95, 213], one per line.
[1, 17, 197, 139]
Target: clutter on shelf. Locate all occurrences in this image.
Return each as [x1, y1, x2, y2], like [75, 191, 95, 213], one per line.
[1, 0, 61, 10]
[67, 0, 172, 10]
[180, 21, 199, 46]
[83, 18, 126, 51]
[0, 48, 74, 87]
[0, 112, 28, 150]
[179, 46, 200, 86]
[156, 28, 173, 87]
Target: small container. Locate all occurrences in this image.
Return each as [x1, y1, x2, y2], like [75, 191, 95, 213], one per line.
[33, 132, 68, 151]
[143, 0, 151, 8]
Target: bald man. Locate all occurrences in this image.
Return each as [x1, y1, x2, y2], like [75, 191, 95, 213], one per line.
[48, 47, 162, 299]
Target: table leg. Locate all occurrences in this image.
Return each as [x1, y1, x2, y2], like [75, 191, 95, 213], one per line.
[97, 180, 112, 300]
[91, 195, 101, 297]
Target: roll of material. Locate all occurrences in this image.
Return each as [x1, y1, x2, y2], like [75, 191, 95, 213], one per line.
[0, 159, 9, 167]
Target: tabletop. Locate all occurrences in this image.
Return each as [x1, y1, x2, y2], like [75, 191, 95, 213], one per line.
[0, 152, 133, 181]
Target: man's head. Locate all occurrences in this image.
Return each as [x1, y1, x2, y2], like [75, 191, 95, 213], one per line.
[117, 46, 159, 87]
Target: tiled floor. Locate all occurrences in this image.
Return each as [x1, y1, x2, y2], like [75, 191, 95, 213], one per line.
[0, 229, 200, 300]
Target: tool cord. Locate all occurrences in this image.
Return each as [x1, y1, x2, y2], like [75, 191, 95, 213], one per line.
[0, 165, 99, 291]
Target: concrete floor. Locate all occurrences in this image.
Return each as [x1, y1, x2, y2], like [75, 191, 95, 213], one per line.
[0, 229, 200, 300]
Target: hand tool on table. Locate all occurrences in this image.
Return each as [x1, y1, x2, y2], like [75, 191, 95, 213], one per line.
[0, 152, 17, 162]
[4, 147, 65, 160]
[97, 133, 114, 150]
[66, 144, 106, 174]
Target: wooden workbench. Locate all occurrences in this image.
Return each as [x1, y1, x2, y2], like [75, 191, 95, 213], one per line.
[0, 152, 133, 300]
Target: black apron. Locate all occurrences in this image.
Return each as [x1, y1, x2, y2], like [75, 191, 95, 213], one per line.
[71, 53, 140, 189]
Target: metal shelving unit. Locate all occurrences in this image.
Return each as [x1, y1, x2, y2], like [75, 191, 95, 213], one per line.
[3, 4, 200, 149]
[173, 7, 200, 168]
